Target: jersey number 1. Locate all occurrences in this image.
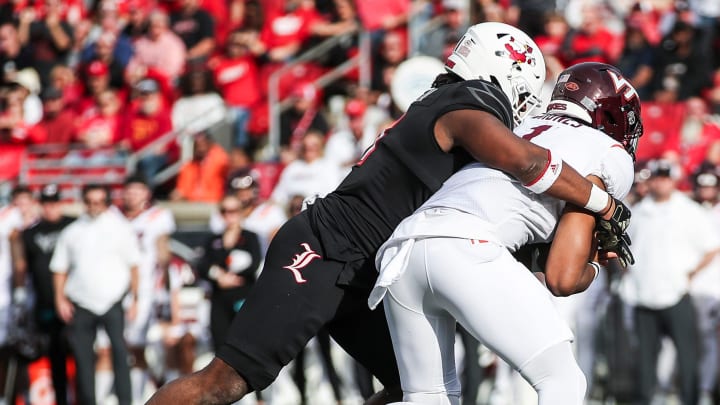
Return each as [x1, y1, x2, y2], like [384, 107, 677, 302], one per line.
[520, 125, 552, 141]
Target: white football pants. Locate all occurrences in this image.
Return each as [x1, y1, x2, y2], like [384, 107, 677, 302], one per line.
[384, 237, 586, 405]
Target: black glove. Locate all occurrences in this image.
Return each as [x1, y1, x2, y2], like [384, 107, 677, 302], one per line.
[595, 197, 634, 267]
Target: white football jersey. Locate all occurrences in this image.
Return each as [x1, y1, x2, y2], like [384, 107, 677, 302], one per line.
[0, 206, 22, 340]
[129, 206, 176, 292]
[419, 114, 634, 252]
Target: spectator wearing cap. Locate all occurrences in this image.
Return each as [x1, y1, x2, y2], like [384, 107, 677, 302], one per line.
[16, 0, 73, 85]
[128, 10, 187, 84]
[38, 86, 77, 146]
[324, 98, 375, 174]
[50, 184, 140, 405]
[172, 132, 229, 202]
[170, 0, 216, 60]
[11, 184, 74, 405]
[120, 78, 174, 183]
[209, 28, 261, 148]
[209, 168, 287, 254]
[279, 82, 329, 149]
[0, 69, 47, 147]
[619, 159, 720, 405]
[81, 32, 130, 89]
[689, 164, 720, 404]
[7, 67, 43, 125]
[76, 60, 116, 117]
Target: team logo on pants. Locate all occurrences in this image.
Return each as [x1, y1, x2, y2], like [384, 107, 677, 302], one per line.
[283, 243, 321, 284]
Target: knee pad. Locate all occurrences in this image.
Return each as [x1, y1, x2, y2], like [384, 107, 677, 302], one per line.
[518, 341, 587, 405]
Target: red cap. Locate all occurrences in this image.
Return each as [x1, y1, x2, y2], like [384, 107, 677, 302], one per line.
[345, 99, 366, 118]
[292, 82, 318, 101]
[87, 61, 109, 77]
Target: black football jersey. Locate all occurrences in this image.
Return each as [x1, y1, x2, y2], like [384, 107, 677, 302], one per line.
[307, 79, 513, 285]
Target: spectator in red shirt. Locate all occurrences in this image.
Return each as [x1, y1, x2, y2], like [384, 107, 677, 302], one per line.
[560, 2, 619, 66]
[38, 86, 76, 146]
[534, 12, 569, 69]
[76, 60, 114, 117]
[120, 78, 174, 183]
[49, 64, 82, 109]
[75, 89, 122, 150]
[0, 86, 45, 145]
[680, 97, 720, 176]
[258, 0, 323, 62]
[354, 0, 409, 59]
[170, 0, 216, 61]
[210, 28, 261, 148]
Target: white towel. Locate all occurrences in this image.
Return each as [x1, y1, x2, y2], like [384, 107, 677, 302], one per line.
[368, 238, 415, 310]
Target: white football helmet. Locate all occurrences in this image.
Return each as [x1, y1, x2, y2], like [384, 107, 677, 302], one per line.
[445, 22, 546, 126]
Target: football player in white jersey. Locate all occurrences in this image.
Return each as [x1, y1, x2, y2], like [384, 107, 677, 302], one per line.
[370, 62, 642, 405]
[122, 176, 176, 402]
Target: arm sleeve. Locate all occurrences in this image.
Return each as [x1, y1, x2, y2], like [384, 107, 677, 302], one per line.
[591, 145, 634, 200]
[239, 230, 262, 281]
[49, 229, 70, 273]
[196, 235, 218, 281]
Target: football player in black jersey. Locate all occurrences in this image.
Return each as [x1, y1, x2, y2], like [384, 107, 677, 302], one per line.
[148, 22, 632, 405]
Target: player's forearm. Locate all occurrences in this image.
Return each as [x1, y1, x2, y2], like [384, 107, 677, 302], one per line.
[521, 149, 612, 218]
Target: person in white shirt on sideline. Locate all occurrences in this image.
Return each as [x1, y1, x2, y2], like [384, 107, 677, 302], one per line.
[371, 62, 640, 405]
[619, 159, 720, 405]
[270, 129, 343, 208]
[50, 184, 142, 405]
[688, 165, 720, 405]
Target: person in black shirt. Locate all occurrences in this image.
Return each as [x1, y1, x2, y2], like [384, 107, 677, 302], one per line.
[12, 184, 74, 405]
[147, 22, 633, 405]
[170, 0, 216, 60]
[198, 195, 262, 352]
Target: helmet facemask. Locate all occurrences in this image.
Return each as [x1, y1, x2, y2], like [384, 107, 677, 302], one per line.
[510, 71, 543, 126]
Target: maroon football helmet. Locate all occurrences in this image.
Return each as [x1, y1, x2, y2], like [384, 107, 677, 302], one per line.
[547, 62, 643, 160]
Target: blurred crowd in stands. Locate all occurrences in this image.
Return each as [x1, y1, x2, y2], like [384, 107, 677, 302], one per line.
[4, 0, 720, 404]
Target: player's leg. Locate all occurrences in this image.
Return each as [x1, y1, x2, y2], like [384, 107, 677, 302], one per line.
[381, 239, 461, 405]
[124, 293, 153, 403]
[147, 212, 349, 404]
[423, 238, 585, 404]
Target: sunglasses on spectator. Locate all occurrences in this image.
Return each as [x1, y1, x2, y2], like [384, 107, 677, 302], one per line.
[84, 198, 106, 206]
[220, 207, 241, 214]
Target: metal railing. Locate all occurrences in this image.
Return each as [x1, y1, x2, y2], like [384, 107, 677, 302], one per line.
[266, 31, 371, 158]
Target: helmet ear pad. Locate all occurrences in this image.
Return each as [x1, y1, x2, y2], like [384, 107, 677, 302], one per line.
[548, 62, 643, 159]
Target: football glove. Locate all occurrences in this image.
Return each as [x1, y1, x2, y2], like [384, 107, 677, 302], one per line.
[595, 197, 634, 267]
